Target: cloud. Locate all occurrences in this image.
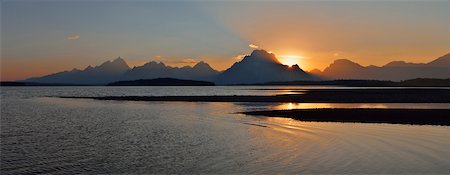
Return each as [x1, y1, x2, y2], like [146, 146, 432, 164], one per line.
[154, 55, 162, 62]
[249, 44, 259, 49]
[179, 58, 197, 64]
[154, 55, 197, 65]
[233, 54, 246, 60]
[66, 35, 80, 40]
[165, 58, 197, 64]
[333, 53, 339, 57]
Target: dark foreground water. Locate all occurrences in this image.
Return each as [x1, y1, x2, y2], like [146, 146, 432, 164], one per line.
[1, 87, 450, 174]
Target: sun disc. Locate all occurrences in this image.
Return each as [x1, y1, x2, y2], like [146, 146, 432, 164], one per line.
[279, 55, 304, 66]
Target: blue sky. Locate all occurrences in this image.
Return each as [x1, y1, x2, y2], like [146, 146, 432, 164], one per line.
[1, 0, 449, 80]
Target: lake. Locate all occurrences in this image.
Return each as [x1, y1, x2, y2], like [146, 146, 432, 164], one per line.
[1, 86, 450, 174]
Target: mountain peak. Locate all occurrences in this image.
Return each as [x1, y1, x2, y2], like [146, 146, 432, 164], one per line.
[94, 57, 130, 73]
[384, 61, 407, 67]
[290, 64, 300, 69]
[246, 49, 281, 64]
[216, 50, 314, 84]
[322, 59, 364, 76]
[309, 69, 322, 75]
[112, 57, 128, 66]
[113, 56, 125, 62]
[333, 59, 358, 64]
[250, 49, 271, 56]
[145, 61, 166, 67]
[193, 61, 211, 69]
[428, 53, 450, 67]
[328, 59, 365, 69]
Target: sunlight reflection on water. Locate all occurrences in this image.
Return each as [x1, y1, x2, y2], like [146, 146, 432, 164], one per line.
[272, 102, 450, 110]
[1, 87, 450, 174]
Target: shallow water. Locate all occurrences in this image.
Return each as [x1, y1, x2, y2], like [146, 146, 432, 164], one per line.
[250, 102, 450, 110]
[1, 87, 450, 174]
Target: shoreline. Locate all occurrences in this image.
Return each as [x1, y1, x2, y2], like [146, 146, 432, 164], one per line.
[59, 89, 450, 103]
[56, 89, 450, 125]
[242, 108, 450, 126]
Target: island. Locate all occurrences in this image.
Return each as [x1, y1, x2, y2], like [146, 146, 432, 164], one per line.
[107, 78, 215, 86]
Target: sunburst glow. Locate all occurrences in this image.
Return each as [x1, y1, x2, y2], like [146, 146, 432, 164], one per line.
[278, 55, 304, 67]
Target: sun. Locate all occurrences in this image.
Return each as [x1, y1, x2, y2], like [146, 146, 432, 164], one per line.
[278, 55, 304, 67]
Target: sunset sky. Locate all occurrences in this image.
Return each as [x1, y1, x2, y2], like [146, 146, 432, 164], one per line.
[1, 1, 449, 81]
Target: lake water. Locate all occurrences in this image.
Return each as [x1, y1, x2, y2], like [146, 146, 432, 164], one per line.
[1, 86, 450, 174]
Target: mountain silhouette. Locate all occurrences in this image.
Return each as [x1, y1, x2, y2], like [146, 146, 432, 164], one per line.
[216, 50, 316, 85]
[314, 53, 450, 81]
[23, 51, 450, 85]
[93, 57, 130, 73]
[25, 58, 219, 84]
[427, 53, 450, 67]
[123, 61, 219, 82]
[26, 57, 131, 84]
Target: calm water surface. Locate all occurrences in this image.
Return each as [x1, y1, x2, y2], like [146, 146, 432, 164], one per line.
[1, 87, 450, 174]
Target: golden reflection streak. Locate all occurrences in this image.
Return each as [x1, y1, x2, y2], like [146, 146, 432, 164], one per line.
[272, 103, 394, 110]
[273, 103, 333, 110]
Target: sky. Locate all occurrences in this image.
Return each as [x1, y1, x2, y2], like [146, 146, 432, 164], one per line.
[1, 0, 449, 81]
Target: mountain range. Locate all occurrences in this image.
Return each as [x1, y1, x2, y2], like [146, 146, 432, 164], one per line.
[26, 58, 130, 84]
[216, 50, 316, 84]
[313, 53, 450, 81]
[24, 50, 316, 85]
[26, 57, 219, 85]
[23, 50, 450, 84]
[122, 61, 218, 82]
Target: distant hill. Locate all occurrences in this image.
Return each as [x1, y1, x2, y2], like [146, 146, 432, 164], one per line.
[107, 78, 214, 86]
[312, 53, 450, 81]
[0, 82, 27, 86]
[398, 78, 450, 87]
[254, 78, 450, 87]
[0, 81, 90, 86]
[216, 50, 317, 85]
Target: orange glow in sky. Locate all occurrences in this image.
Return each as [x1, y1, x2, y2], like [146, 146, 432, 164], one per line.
[1, 1, 449, 81]
[278, 55, 305, 67]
